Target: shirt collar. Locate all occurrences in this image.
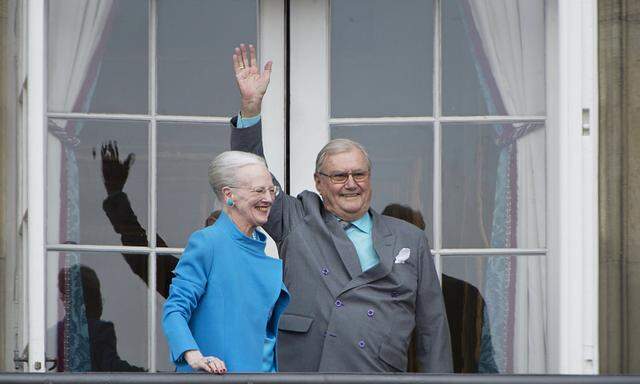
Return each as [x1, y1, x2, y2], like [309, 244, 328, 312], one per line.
[338, 212, 372, 234]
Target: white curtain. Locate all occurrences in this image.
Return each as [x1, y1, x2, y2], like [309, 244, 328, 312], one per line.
[48, 0, 114, 112]
[467, 0, 547, 373]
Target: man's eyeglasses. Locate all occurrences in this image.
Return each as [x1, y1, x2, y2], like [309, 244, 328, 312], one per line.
[229, 185, 280, 197]
[317, 171, 370, 184]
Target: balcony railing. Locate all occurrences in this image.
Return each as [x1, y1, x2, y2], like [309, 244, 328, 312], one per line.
[0, 373, 639, 384]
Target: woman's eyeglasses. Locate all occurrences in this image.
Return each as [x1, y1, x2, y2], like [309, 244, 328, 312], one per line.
[229, 185, 280, 197]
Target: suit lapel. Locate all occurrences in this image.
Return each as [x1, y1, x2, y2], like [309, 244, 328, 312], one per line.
[338, 211, 396, 296]
[323, 213, 362, 280]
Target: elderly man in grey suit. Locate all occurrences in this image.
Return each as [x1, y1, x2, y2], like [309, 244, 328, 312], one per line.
[229, 44, 452, 373]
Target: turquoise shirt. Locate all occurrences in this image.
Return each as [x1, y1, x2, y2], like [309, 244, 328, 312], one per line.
[237, 113, 261, 128]
[342, 213, 380, 272]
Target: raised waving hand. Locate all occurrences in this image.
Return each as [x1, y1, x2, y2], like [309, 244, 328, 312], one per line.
[233, 43, 271, 118]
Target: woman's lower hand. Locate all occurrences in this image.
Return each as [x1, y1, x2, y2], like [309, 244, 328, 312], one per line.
[184, 350, 227, 374]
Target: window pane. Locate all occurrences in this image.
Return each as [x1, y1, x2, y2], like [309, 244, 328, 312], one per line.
[442, 123, 546, 249]
[155, 253, 181, 372]
[331, 0, 434, 117]
[47, 0, 148, 114]
[47, 119, 149, 246]
[46, 251, 148, 372]
[331, 124, 433, 241]
[441, 0, 488, 116]
[442, 0, 545, 116]
[442, 255, 548, 374]
[157, 122, 229, 248]
[157, 0, 257, 116]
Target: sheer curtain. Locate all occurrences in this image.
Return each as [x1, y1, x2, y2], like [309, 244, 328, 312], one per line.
[464, 0, 547, 373]
[47, 0, 115, 371]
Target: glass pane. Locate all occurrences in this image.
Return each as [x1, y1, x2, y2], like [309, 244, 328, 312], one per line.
[442, 123, 546, 249]
[442, 0, 545, 116]
[157, 0, 257, 116]
[47, 119, 149, 246]
[331, 124, 433, 242]
[46, 251, 148, 372]
[157, 122, 229, 248]
[156, 253, 181, 372]
[331, 0, 434, 117]
[47, 0, 148, 114]
[442, 255, 548, 374]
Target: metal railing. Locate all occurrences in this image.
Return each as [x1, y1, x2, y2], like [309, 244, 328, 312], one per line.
[0, 373, 639, 384]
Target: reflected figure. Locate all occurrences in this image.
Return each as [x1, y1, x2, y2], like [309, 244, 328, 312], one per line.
[381, 203, 499, 373]
[101, 141, 176, 298]
[204, 210, 221, 227]
[56, 265, 145, 372]
[101, 142, 221, 298]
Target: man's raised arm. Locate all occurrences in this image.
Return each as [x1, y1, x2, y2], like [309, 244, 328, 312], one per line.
[230, 44, 271, 156]
[229, 44, 304, 244]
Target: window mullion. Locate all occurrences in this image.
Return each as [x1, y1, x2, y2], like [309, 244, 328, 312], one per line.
[433, 0, 443, 280]
[147, 0, 158, 373]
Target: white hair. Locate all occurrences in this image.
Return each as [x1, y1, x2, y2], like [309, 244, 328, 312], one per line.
[208, 151, 267, 200]
[315, 138, 371, 173]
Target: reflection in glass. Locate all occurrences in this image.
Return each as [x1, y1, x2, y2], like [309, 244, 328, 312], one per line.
[47, 0, 148, 114]
[331, 124, 433, 240]
[442, 123, 546, 249]
[157, 123, 229, 248]
[442, 255, 548, 374]
[441, 0, 488, 116]
[442, 0, 545, 116]
[380, 205, 497, 373]
[331, 0, 434, 117]
[46, 252, 148, 371]
[157, 0, 257, 116]
[47, 119, 148, 246]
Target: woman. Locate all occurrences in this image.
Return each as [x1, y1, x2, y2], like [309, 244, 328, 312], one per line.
[163, 151, 289, 374]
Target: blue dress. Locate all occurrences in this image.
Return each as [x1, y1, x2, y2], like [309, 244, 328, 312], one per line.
[162, 212, 289, 372]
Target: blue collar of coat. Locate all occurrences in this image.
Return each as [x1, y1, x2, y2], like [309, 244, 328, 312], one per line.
[217, 211, 267, 248]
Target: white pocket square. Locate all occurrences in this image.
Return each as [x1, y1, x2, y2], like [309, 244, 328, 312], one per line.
[394, 248, 411, 264]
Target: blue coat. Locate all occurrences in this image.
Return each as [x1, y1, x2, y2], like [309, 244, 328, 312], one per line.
[162, 212, 289, 372]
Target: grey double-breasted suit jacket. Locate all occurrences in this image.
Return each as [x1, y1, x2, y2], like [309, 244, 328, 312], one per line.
[231, 119, 453, 373]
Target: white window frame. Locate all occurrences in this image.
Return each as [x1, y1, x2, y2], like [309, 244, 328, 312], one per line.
[288, 0, 599, 375]
[548, 0, 599, 374]
[25, 0, 286, 372]
[25, 0, 598, 375]
[3, 0, 30, 371]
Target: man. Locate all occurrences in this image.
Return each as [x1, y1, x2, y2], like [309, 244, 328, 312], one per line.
[230, 44, 452, 373]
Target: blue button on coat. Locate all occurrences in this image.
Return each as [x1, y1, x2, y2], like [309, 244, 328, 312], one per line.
[163, 212, 289, 372]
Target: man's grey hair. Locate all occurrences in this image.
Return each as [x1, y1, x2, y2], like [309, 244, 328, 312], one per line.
[208, 150, 267, 200]
[315, 138, 371, 173]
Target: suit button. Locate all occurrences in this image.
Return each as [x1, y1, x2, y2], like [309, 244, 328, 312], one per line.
[358, 340, 366, 349]
[321, 268, 329, 276]
[335, 299, 343, 307]
[367, 309, 375, 317]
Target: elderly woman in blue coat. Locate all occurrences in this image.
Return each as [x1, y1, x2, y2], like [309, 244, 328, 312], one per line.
[163, 151, 289, 374]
